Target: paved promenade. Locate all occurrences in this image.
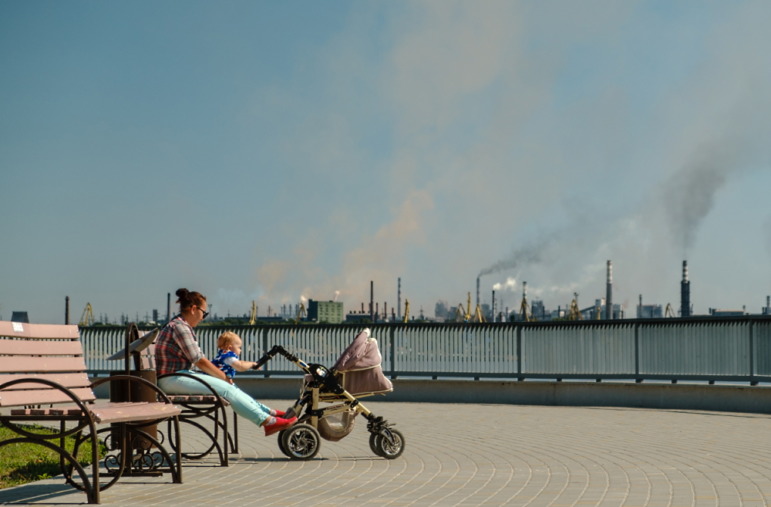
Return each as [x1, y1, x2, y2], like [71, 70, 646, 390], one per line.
[2, 400, 771, 506]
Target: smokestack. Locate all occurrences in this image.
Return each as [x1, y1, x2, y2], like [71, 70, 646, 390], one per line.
[491, 290, 496, 322]
[680, 260, 691, 317]
[65, 295, 70, 325]
[370, 281, 374, 322]
[606, 260, 613, 320]
[476, 276, 480, 310]
[397, 277, 402, 320]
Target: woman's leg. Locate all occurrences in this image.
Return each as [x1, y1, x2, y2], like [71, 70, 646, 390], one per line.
[159, 372, 271, 426]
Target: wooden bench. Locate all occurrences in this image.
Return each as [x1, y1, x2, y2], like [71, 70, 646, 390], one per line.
[0, 321, 183, 504]
[115, 325, 238, 466]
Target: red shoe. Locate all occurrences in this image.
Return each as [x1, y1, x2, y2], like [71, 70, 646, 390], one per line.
[272, 409, 286, 417]
[263, 416, 297, 437]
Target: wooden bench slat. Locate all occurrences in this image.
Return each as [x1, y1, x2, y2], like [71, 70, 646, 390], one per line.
[168, 394, 230, 405]
[89, 402, 182, 424]
[0, 387, 96, 407]
[0, 338, 84, 356]
[0, 321, 80, 339]
[0, 372, 91, 390]
[0, 356, 87, 373]
[11, 406, 85, 417]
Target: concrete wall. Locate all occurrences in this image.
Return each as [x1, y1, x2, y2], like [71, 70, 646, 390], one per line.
[234, 378, 771, 415]
[91, 375, 771, 415]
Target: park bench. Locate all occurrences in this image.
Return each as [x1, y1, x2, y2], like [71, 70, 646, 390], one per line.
[113, 325, 238, 466]
[0, 321, 183, 504]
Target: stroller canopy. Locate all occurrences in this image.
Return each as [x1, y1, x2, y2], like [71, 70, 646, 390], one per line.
[332, 328, 392, 396]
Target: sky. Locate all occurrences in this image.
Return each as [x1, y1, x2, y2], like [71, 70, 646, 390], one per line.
[2, 0, 771, 324]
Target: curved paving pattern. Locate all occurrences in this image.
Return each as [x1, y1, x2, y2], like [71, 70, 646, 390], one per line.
[2, 400, 770, 505]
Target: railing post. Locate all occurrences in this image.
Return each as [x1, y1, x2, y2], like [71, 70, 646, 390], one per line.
[634, 322, 641, 383]
[516, 324, 523, 381]
[262, 326, 269, 377]
[749, 320, 756, 385]
[389, 325, 396, 379]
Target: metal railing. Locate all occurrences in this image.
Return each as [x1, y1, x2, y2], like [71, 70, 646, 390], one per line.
[81, 317, 771, 384]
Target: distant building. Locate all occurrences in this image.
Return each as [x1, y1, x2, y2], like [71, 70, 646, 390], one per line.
[708, 308, 746, 317]
[531, 300, 547, 320]
[11, 311, 29, 323]
[307, 300, 344, 324]
[344, 312, 370, 324]
[637, 304, 663, 319]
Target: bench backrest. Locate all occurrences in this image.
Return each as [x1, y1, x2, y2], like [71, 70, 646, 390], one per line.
[0, 321, 96, 407]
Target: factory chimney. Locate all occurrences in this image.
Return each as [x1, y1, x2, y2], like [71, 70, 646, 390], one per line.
[397, 277, 402, 320]
[370, 281, 374, 322]
[680, 260, 691, 318]
[605, 260, 613, 320]
[491, 290, 496, 322]
[476, 276, 480, 311]
[65, 296, 70, 325]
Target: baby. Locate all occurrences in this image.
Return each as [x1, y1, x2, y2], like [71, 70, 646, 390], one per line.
[212, 331, 290, 434]
[211, 331, 257, 380]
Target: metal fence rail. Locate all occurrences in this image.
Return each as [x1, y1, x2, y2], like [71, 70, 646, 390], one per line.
[81, 317, 771, 384]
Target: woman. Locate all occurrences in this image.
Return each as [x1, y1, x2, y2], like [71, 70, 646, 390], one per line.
[155, 288, 296, 436]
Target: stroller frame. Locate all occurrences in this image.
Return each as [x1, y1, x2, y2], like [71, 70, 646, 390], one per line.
[253, 343, 405, 460]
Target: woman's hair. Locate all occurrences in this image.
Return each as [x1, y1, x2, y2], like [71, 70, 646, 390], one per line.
[175, 288, 207, 312]
[217, 331, 240, 350]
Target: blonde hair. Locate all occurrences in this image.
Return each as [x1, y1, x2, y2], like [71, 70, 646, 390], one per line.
[217, 331, 241, 350]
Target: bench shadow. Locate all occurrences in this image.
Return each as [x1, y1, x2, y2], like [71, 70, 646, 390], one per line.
[0, 481, 85, 505]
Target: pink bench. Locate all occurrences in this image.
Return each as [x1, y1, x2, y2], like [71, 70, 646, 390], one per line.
[0, 321, 183, 504]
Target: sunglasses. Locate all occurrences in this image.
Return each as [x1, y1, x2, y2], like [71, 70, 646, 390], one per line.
[199, 307, 209, 319]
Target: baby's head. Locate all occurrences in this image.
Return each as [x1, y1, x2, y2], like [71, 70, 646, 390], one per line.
[217, 331, 243, 355]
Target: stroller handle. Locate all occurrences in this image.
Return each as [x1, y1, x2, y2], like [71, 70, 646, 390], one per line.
[252, 345, 303, 370]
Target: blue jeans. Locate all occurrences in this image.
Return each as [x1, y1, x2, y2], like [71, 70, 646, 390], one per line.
[158, 370, 272, 426]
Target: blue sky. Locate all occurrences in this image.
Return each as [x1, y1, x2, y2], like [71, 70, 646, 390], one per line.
[2, 0, 770, 324]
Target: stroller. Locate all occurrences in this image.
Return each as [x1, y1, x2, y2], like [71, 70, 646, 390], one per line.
[252, 328, 405, 460]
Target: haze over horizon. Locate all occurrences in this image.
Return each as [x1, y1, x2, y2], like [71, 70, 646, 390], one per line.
[2, 1, 770, 324]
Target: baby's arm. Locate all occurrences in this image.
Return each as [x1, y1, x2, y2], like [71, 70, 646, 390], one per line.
[231, 358, 258, 372]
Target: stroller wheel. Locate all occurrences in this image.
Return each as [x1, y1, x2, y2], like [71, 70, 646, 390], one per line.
[280, 423, 321, 460]
[276, 429, 290, 457]
[369, 428, 405, 459]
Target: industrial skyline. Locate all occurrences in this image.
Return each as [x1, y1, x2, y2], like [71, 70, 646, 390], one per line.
[2, 2, 771, 325]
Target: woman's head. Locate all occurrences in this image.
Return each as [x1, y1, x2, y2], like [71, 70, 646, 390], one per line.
[176, 288, 208, 326]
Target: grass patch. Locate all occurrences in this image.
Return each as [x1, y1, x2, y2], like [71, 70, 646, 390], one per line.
[0, 424, 104, 489]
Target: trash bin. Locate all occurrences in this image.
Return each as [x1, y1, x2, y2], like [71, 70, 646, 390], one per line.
[109, 368, 158, 449]
[107, 324, 161, 450]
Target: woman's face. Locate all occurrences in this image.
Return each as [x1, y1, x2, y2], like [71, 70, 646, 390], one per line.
[186, 302, 208, 327]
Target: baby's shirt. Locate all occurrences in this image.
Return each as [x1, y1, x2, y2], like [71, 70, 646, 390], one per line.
[212, 349, 238, 378]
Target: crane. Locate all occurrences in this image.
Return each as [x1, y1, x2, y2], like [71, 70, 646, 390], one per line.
[518, 281, 533, 322]
[249, 301, 257, 325]
[79, 303, 94, 326]
[295, 302, 307, 323]
[567, 293, 582, 320]
[472, 304, 486, 323]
